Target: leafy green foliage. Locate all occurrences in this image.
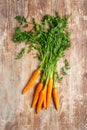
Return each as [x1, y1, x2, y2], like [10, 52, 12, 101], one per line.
[13, 27, 34, 42]
[53, 71, 63, 84]
[65, 59, 70, 69]
[15, 48, 25, 59]
[15, 16, 27, 25]
[61, 67, 67, 75]
[13, 13, 71, 84]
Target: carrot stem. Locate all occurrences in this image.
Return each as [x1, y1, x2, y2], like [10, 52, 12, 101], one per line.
[22, 69, 40, 94]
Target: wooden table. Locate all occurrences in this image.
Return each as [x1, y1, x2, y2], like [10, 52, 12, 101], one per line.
[0, 0, 87, 130]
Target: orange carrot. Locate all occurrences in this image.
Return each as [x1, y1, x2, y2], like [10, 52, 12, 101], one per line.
[22, 69, 40, 94]
[46, 78, 53, 109]
[36, 90, 45, 113]
[43, 87, 47, 109]
[52, 88, 59, 110]
[32, 82, 43, 108]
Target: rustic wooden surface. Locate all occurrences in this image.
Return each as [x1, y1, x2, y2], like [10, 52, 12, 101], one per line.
[0, 0, 87, 130]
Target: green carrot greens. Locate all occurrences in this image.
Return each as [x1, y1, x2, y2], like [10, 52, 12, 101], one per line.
[13, 13, 71, 112]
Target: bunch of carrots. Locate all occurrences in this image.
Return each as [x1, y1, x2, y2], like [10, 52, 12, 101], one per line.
[22, 69, 59, 113]
[13, 13, 71, 113]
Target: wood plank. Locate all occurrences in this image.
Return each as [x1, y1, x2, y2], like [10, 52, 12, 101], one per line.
[0, 0, 87, 130]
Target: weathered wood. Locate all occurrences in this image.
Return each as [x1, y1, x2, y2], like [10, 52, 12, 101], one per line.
[0, 0, 87, 130]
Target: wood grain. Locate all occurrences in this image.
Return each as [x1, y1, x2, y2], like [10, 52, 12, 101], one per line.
[0, 0, 87, 130]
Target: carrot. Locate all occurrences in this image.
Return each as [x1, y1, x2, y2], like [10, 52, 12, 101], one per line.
[52, 87, 59, 110]
[22, 69, 40, 94]
[46, 78, 53, 109]
[43, 87, 47, 109]
[36, 90, 45, 113]
[32, 82, 43, 108]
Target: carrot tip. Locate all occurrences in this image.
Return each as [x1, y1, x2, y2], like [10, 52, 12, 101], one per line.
[22, 90, 26, 94]
[56, 107, 58, 110]
[44, 107, 47, 110]
[31, 104, 34, 108]
[45, 106, 48, 109]
[22, 91, 25, 94]
[31, 103, 35, 108]
[36, 109, 40, 113]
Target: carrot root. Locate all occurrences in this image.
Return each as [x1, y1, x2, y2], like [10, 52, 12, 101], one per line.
[52, 88, 59, 110]
[36, 90, 44, 113]
[22, 69, 40, 94]
[43, 88, 47, 109]
[32, 82, 43, 108]
[46, 78, 53, 109]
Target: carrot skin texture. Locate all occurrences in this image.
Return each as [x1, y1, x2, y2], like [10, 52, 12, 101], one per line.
[43, 88, 47, 109]
[32, 82, 43, 108]
[22, 69, 40, 94]
[36, 90, 44, 113]
[46, 78, 53, 109]
[52, 88, 59, 110]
